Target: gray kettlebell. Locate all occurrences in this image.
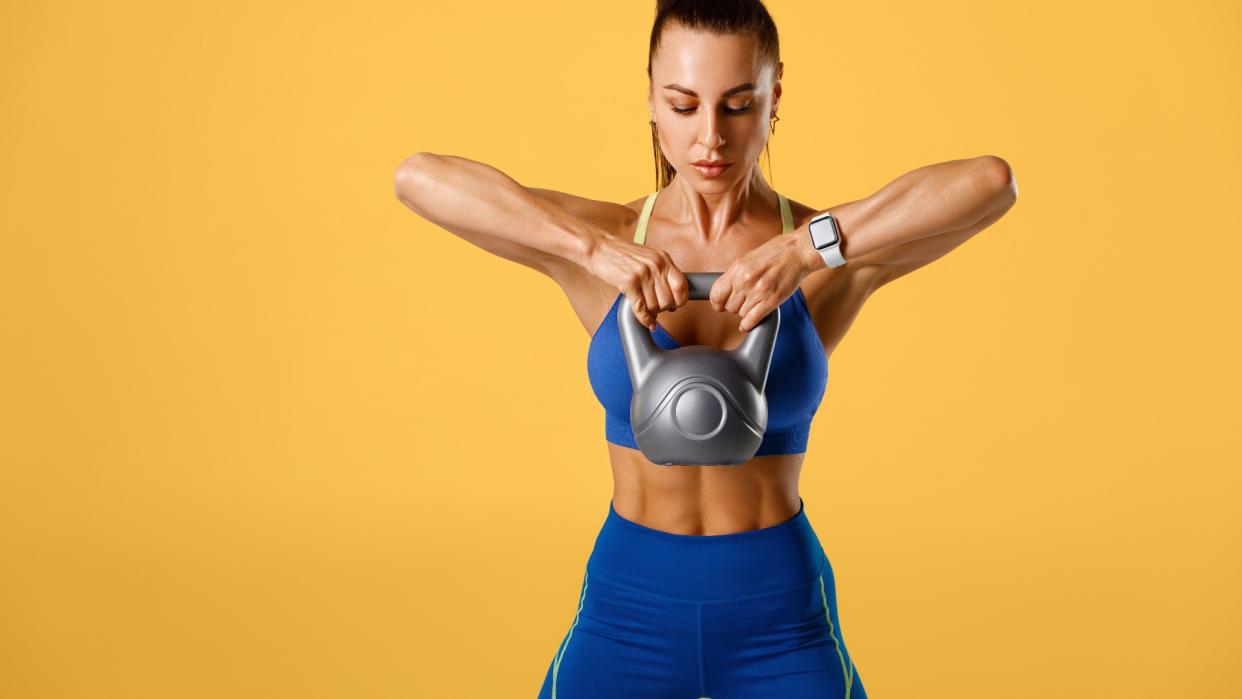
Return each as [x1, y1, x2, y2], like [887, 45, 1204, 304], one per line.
[618, 272, 780, 466]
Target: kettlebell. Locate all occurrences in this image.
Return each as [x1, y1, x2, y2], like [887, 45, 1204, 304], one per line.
[618, 272, 780, 466]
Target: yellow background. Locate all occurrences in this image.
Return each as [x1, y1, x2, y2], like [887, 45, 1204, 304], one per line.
[2, 0, 1239, 696]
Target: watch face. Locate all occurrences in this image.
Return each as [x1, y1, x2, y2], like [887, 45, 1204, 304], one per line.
[808, 213, 840, 249]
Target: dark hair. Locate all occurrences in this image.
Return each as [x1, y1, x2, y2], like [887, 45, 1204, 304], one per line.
[647, 0, 782, 190]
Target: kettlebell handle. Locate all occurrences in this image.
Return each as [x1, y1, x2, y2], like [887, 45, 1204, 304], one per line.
[618, 271, 780, 393]
[683, 272, 721, 301]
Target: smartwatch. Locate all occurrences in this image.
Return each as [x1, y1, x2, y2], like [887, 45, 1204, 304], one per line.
[807, 211, 847, 268]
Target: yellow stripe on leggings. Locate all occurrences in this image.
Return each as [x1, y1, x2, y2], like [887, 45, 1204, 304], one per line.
[552, 571, 589, 699]
[819, 574, 855, 699]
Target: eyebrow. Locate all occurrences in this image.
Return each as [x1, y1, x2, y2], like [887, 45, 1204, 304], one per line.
[662, 82, 756, 98]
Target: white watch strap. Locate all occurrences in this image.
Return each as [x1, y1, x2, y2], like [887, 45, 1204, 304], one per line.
[819, 244, 847, 268]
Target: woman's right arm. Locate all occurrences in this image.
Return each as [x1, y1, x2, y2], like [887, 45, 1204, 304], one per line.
[391, 152, 687, 329]
[392, 152, 611, 280]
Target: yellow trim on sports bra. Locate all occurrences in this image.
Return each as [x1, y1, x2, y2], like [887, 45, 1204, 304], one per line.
[633, 190, 794, 244]
[634, 191, 659, 245]
[778, 191, 794, 235]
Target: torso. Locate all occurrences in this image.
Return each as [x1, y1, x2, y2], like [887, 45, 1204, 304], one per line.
[551, 188, 881, 535]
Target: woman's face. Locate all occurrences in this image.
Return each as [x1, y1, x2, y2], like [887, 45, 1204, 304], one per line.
[649, 23, 782, 190]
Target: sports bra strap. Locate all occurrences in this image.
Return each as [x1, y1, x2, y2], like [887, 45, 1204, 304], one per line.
[633, 191, 659, 244]
[632, 190, 794, 245]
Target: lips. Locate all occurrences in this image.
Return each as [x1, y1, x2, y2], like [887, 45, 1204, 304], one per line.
[692, 161, 732, 177]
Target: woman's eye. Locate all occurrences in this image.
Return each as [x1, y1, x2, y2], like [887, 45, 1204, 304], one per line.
[671, 105, 752, 115]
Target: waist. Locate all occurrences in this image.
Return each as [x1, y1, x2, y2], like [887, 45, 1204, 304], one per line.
[586, 496, 827, 602]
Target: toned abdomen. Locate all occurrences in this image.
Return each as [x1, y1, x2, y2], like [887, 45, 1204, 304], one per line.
[606, 443, 804, 536]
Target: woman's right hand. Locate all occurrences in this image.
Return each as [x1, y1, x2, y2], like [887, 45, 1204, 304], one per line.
[586, 234, 689, 333]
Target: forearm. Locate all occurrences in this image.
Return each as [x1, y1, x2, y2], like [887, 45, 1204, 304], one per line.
[794, 155, 1016, 271]
[394, 152, 599, 268]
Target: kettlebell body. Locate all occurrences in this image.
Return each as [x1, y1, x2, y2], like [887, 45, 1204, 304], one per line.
[618, 273, 780, 465]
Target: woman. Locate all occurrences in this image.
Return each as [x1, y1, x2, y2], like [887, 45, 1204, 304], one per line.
[394, 1, 1017, 696]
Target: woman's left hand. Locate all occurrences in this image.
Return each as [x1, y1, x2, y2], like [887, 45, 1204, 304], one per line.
[708, 232, 814, 333]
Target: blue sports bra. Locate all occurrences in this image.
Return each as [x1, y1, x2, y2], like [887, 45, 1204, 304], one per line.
[586, 190, 829, 456]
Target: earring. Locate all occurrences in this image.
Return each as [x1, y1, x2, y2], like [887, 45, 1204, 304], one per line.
[770, 114, 780, 134]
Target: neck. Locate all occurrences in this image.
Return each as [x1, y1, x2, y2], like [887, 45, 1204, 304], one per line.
[664, 165, 777, 244]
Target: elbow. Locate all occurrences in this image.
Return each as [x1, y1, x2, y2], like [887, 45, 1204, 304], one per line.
[977, 155, 1017, 200]
[392, 152, 440, 205]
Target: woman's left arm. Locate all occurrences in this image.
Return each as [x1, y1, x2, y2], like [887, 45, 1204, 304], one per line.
[796, 155, 1018, 279]
[712, 155, 1017, 332]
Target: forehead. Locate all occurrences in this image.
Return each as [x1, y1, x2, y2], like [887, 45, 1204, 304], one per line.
[651, 24, 769, 88]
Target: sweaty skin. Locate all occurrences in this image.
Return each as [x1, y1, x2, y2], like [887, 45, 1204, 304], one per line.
[583, 23, 869, 535]
[567, 189, 876, 536]
[579, 156, 1013, 534]
[396, 22, 1016, 536]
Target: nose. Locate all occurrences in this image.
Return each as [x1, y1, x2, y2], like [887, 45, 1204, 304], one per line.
[697, 108, 725, 150]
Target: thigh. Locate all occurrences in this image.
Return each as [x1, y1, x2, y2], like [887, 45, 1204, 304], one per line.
[537, 572, 702, 699]
[700, 566, 867, 699]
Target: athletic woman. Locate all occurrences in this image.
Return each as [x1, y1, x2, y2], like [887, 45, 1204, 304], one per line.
[393, 1, 1017, 696]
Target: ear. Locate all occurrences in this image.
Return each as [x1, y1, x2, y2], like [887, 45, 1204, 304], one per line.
[772, 62, 783, 112]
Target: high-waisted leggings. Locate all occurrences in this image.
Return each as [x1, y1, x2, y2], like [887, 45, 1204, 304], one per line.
[538, 498, 866, 699]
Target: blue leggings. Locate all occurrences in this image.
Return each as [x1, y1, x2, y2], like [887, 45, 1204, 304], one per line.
[538, 498, 866, 699]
